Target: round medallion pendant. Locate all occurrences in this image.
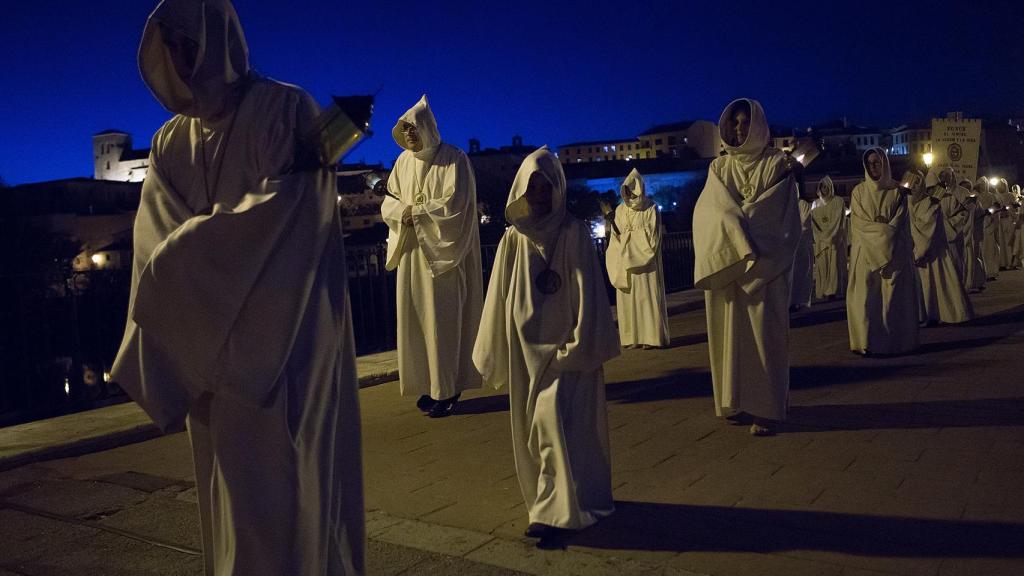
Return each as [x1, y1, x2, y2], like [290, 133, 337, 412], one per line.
[535, 269, 562, 295]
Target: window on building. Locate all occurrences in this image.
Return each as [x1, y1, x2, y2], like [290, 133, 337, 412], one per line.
[603, 146, 609, 152]
[655, 138, 663, 145]
[668, 136, 677, 145]
[611, 145, 616, 152]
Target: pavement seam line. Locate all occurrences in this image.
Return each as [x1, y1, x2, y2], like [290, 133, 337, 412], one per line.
[2, 500, 202, 556]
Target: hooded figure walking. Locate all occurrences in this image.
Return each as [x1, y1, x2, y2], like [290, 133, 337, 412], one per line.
[811, 175, 847, 300]
[474, 147, 620, 546]
[381, 95, 483, 418]
[692, 98, 802, 436]
[846, 148, 919, 355]
[112, 1, 365, 573]
[605, 168, 670, 349]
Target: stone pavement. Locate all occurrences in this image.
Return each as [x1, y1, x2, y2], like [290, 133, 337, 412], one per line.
[1, 273, 1023, 575]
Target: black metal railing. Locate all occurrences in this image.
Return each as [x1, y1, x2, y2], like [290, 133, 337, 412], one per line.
[0, 231, 694, 426]
[1, 269, 133, 427]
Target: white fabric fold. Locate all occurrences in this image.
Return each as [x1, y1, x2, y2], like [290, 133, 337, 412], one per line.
[381, 95, 483, 400]
[605, 169, 669, 347]
[474, 146, 618, 530]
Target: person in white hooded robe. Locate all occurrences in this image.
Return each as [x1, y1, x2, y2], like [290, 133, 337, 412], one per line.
[111, 1, 364, 573]
[909, 169, 974, 325]
[1012, 184, 1024, 269]
[811, 175, 848, 300]
[605, 168, 670, 348]
[789, 181, 816, 310]
[692, 98, 801, 436]
[994, 178, 1018, 270]
[934, 167, 971, 284]
[846, 148, 919, 355]
[381, 95, 483, 417]
[473, 147, 620, 545]
[960, 177, 987, 293]
[977, 177, 1002, 281]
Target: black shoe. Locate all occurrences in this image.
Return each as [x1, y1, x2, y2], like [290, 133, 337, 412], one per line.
[524, 523, 549, 538]
[416, 395, 436, 413]
[428, 393, 460, 418]
[536, 527, 572, 550]
[725, 411, 753, 425]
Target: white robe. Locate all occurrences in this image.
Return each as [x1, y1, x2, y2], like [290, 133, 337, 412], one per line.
[381, 138, 483, 400]
[112, 77, 365, 575]
[1015, 206, 1024, 268]
[963, 197, 987, 291]
[812, 195, 847, 298]
[790, 199, 815, 308]
[693, 150, 800, 422]
[995, 189, 1017, 269]
[606, 202, 670, 347]
[909, 191, 973, 324]
[980, 191, 1001, 279]
[475, 218, 620, 529]
[846, 181, 919, 355]
[939, 185, 970, 285]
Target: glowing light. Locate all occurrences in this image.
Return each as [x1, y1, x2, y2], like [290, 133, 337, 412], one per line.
[922, 152, 934, 167]
[990, 177, 999, 186]
[590, 220, 606, 239]
[91, 253, 103, 266]
[844, 208, 852, 216]
[795, 154, 806, 164]
[672, 202, 677, 207]
[64, 378, 70, 396]
[103, 372, 111, 383]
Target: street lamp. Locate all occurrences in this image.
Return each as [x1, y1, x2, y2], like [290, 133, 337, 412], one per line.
[922, 152, 934, 167]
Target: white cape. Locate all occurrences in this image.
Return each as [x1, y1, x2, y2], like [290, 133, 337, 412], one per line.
[474, 147, 620, 529]
[605, 170, 670, 347]
[909, 192, 973, 324]
[812, 195, 847, 298]
[112, 77, 365, 576]
[790, 198, 815, 308]
[381, 96, 483, 400]
[693, 139, 800, 422]
[846, 156, 919, 355]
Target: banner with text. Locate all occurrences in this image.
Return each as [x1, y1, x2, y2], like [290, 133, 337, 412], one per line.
[930, 118, 981, 182]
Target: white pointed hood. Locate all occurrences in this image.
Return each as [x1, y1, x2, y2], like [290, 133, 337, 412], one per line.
[506, 146, 566, 249]
[138, 0, 250, 119]
[817, 175, 835, 201]
[861, 147, 897, 192]
[719, 98, 771, 165]
[621, 168, 652, 210]
[392, 94, 442, 160]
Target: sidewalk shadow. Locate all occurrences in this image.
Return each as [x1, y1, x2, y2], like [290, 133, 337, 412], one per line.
[455, 394, 510, 415]
[668, 332, 709, 348]
[789, 363, 923, 390]
[963, 304, 1024, 328]
[607, 370, 712, 404]
[787, 397, 1024, 431]
[790, 304, 848, 329]
[569, 501, 1024, 557]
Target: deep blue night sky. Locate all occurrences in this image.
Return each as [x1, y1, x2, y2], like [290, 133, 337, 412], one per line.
[1, 0, 1022, 185]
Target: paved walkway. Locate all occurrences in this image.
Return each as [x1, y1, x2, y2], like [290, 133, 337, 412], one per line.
[1, 274, 1023, 575]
